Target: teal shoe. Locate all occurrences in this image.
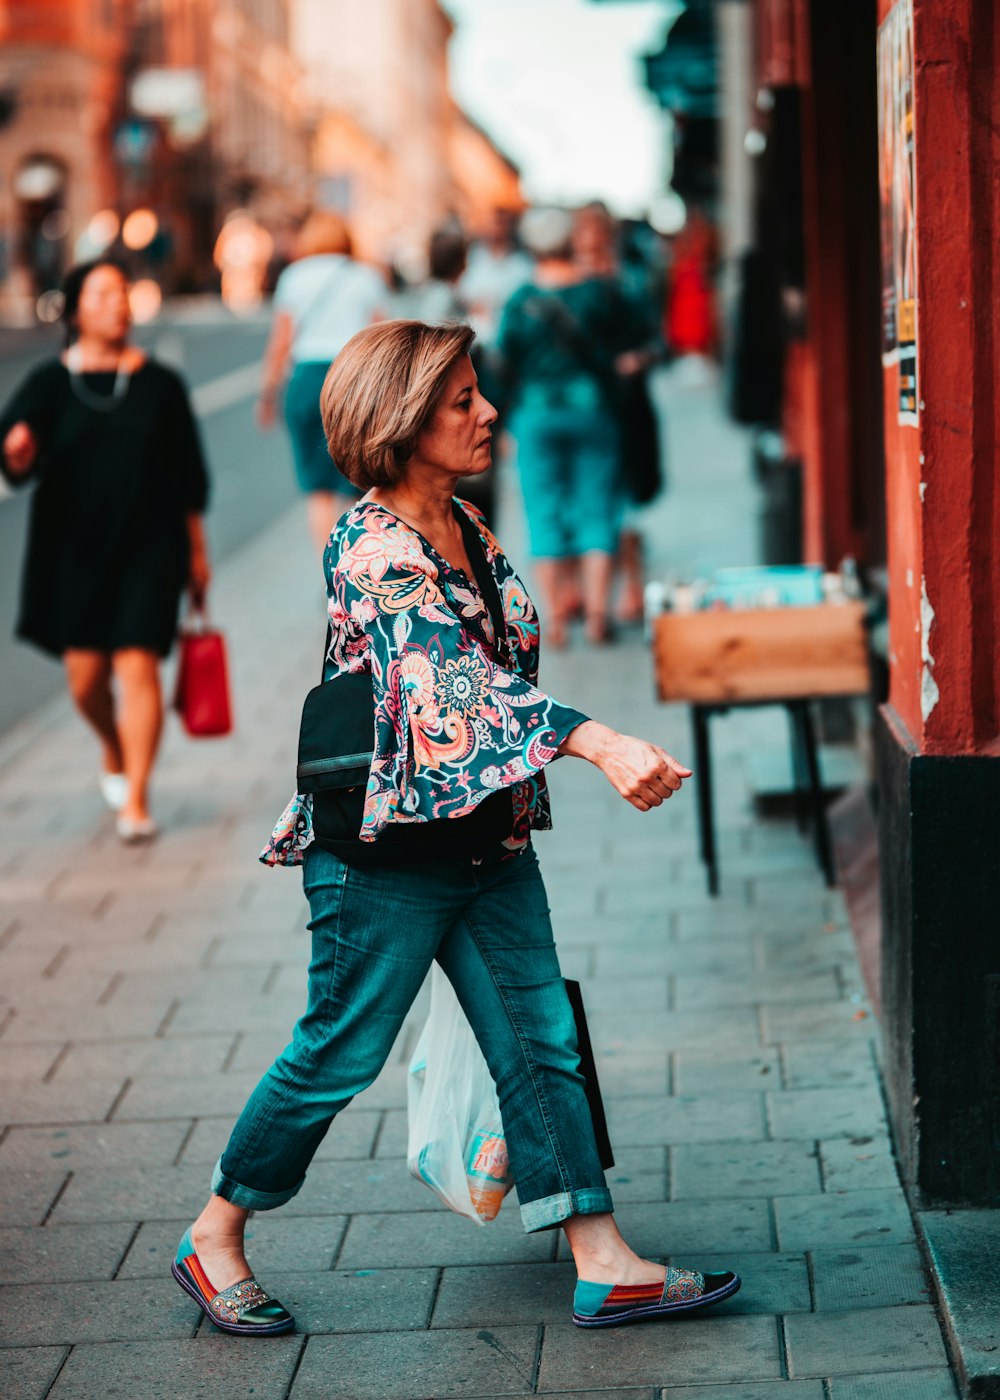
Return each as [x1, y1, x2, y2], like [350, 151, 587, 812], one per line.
[573, 1266, 740, 1328]
[172, 1228, 294, 1336]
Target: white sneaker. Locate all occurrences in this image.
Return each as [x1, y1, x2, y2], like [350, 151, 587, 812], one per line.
[116, 815, 159, 844]
[99, 772, 129, 811]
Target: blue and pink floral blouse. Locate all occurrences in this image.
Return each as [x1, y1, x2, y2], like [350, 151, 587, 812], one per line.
[261, 498, 588, 867]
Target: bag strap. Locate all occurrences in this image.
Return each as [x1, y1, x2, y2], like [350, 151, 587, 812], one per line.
[453, 505, 512, 668]
[317, 505, 511, 681]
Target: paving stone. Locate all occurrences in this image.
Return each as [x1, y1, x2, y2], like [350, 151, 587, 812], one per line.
[0, 1221, 136, 1285]
[767, 1086, 887, 1140]
[569, 976, 670, 1013]
[762, 1002, 878, 1044]
[676, 1250, 811, 1315]
[433, 1261, 579, 1327]
[0, 1276, 196, 1345]
[786, 1305, 949, 1377]
[290, 1326, 539, 1398]
[593, 941, 754, 978]
[0, 1345, 69, 1400]
[672, 1140, 821, 1199]
[675, 906, 833, 941]
[827, 1370, 959, 1400]
[538, 1315, 782, 1390]
[166, 989, 309, 1037]
[608, 1093, 765, 1146]
[664, 1386, 823, 1400]
[45, 1335, 305, 1400]
[338, 1210, 556, 1269]
[0, 1001, 176, 1044]
[118, 1213, 348, 1279]
[775, 1190, 915, 1251]
[811, 1243, 932, 1310]
[52, 1034, 236, 1081]
[782, 1041, 879, 1090]
[0, 1044, 64, 1081]
[556, 1200, 772, 1260]
[50, 1164, 209, 1224]
[673, 1048, 780, 1094]
[674, 971, 840, 1010]
[280, 1160, 441, 1217]
[1, 1170, 70, 1226]
[110, 1071, 265, 1121]
[0, 1121, 191, 1172]
[590, 1007, 762, 1055]
[820, 1137, 900, 1192]
[592, 1052, 670, 1097]
[265, 1266, 438, 1332]
[0, 1080, 126, 1127]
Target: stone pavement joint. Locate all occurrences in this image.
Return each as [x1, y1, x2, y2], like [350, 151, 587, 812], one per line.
[0, 369, 957, 1398]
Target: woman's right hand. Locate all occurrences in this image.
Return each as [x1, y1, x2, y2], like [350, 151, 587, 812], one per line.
[3, 421, 38, 476]
[560, 720, 693, 811]
[256, 390, 278, 430]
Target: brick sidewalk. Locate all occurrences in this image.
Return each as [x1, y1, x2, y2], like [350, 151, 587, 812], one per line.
[0, 370, 957, 1399]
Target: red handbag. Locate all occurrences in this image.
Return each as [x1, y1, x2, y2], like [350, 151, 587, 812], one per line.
[174, 612, 233, 738]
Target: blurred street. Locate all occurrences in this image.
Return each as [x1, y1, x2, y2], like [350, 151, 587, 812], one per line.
[0, 367, 957, 1399]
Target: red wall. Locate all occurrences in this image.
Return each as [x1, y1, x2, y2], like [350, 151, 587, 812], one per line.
[880, 0, 1000, 755]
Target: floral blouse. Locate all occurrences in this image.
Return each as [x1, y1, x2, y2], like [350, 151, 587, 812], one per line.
[261, 499, 588, 867]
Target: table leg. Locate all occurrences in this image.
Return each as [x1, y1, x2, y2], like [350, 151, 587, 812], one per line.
[797, 701, 836, 887]
[691, 705, 718, 896]
[787, 703, 810, 834]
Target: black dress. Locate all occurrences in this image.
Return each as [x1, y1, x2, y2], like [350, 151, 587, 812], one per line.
[0, 359, 210, 658]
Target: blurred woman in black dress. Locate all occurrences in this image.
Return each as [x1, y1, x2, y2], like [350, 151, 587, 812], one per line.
[0, 260, 211, 842]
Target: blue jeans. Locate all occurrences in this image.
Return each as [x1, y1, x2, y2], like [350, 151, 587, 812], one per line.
[510, 382, 623, 558]
[213, 845, 613, 1232]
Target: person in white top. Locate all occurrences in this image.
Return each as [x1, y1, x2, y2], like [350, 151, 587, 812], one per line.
[258, 212, 387, 553]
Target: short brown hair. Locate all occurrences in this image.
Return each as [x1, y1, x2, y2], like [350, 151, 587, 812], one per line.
[320, 320, 475, 489]
[295, 211, 352, 259]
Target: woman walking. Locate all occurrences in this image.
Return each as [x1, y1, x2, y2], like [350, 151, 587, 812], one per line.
[497, 208, 639, 646]
[257, 211, 387, 553]
[0, 260, 210, 842]
[172, 320, 739, 1335]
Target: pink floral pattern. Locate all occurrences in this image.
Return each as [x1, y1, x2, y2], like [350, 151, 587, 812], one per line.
[261, 499, 587, 867]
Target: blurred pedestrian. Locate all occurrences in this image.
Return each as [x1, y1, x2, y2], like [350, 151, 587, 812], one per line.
[666, 208, 718, 362]
[393, 225, 469, 326]
[0, 259, 211, 842]
[460, 207, 533, 348]
[498, 208, 638, 645]
[571, 206, 665, 625]
[173, 319, 739, 1337]
[399, 226, 501, 525]
[257, 212, 387, 554]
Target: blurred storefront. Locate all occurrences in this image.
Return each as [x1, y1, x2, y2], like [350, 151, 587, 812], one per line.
[0, 0, 523, 318]
[293, 0, 523, 273]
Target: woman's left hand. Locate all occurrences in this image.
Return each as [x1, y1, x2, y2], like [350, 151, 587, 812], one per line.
[188, 548, 212, 608]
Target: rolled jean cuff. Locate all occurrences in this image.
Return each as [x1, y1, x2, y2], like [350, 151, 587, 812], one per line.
[211, 1157, 304, 1212]
[519, 1185, 613, 1233]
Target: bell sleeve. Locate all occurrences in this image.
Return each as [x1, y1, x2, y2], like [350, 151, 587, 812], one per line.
[329, 516, 588, 842]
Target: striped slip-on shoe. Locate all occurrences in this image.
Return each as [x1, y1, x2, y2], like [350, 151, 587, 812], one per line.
[172, 1228, 295, 1336]
[573, 1265, 741, 1328]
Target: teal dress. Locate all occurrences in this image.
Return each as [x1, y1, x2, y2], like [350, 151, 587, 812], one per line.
[498, 278, 636, 558]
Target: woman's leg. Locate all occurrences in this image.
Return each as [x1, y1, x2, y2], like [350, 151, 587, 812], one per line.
[193, 848, 464, 1289]
[436, 850, 663, 1285]
[63, 649, 122, 775]
[565, 411, 623, 641]
[110, 648, 163, 822]
[511, 405, 573, 643]
[305, 489, 337, 556]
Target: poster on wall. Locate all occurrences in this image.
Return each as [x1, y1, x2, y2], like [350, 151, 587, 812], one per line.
[877, 0, 918, 426]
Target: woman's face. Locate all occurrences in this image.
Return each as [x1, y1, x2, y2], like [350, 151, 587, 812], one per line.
[75, 265, 132, 343]
[413, 354, 497, 478]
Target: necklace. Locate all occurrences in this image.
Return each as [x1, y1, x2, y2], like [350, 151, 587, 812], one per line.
[65, 344, 134, 412]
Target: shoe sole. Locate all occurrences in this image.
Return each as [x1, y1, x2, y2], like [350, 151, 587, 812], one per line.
[171, 1261, 295, 1336]
[573, 1273, 741, 1328]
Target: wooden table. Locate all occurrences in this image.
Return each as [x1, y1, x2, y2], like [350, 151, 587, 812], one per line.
[652, 602, 870, 894]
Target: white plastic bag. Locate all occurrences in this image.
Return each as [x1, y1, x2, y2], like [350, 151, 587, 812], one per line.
[407, 964, 514, 1224]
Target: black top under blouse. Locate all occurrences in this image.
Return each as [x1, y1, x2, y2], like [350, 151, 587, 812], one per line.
[0, 358, 210, 657]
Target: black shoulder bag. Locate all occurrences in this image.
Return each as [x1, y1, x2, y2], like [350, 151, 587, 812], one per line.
[297, 507, 516, 865]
